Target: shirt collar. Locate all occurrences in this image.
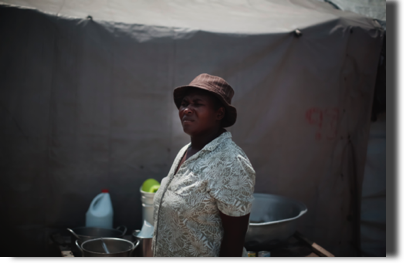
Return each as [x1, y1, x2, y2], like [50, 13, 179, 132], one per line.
[176, 131, 231, 172]
[188, 131, 231, 157]
[202, 131, 231, 153]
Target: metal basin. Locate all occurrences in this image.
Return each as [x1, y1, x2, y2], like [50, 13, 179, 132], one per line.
[76, 237, 140, 257]
[244, 193, 307, 250]
[67, 226, 127, 256]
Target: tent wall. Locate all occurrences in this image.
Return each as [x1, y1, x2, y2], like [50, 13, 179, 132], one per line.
[319, 0, 386, 29]
[360, 33, 386, 257]
[360, 114, 386, 256]
[0, 3, 383, 256]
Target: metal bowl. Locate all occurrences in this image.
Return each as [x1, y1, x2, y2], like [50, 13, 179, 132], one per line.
[244, 193, 307, 250]
[67, 226, 127, 256]
[75, 237, 140, 257]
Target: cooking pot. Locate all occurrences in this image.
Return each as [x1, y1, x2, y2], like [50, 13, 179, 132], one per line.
[131, 220, 154, 257]
[67, 225, 127, 256]
[132, 229, 153, 257]
[76, 237, 140, 257]
[244, 193, 307, 251]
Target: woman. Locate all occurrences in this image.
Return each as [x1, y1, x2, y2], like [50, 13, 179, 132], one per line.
[152, 73, 256, 257]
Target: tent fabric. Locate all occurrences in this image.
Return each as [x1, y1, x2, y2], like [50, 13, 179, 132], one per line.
[320, 0, 386, 29]
[360, 113, 386, 256]
[1, 0, 380, 34]
[317, 0, 386, 256]
[0, 0, 383, 256]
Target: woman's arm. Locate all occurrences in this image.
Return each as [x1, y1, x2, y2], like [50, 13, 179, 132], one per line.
[219, 211, 250, 257]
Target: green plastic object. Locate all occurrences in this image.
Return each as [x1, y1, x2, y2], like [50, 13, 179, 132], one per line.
[141, 179, 160, 193]
[149, 185, 160, 193]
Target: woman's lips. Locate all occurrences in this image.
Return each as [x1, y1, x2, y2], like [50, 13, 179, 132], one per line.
[182, 118, 194, 123]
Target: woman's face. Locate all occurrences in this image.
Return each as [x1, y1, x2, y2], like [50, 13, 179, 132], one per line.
[179, 90, 224, 136]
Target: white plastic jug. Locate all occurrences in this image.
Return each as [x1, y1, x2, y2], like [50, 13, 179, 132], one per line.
[140, 189, 155, 225]
[86, 189, 113, 229]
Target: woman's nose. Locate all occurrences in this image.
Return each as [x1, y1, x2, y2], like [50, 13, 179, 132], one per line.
[183, 107, 192, 114]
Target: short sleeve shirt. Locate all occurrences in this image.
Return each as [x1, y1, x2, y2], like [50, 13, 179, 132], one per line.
[152, 131, 256, 257]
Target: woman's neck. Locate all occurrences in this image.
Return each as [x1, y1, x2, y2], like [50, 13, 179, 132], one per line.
[189, 128, 226, 152]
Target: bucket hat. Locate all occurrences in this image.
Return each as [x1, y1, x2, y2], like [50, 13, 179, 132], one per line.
[173, 73, 237, 127]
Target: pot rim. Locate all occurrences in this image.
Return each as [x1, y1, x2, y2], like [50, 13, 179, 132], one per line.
[70, 226, 127, 238]
[249, 193, 308, 226]
[80, 237, 135, 255]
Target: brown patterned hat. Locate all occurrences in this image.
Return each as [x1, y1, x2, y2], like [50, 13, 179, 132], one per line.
[173, 73, 237, 127]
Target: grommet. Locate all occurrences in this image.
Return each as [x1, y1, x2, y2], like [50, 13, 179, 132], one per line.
[294, 29, 302, 37]
[87, 15, 93, 20]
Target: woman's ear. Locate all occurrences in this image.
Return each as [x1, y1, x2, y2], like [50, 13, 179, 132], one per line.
[216, 107, 225, 121]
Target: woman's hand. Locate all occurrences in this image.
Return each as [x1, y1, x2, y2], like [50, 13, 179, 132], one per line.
[219, 211, 250, 257]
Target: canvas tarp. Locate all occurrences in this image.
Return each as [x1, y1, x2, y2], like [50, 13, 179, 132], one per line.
[320, 0, 386, 29]
[315, 0, 387, 257]
[0, 0, 384, 256]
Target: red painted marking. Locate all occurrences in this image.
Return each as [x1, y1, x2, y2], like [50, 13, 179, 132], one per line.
[306, 107, 340, 141]
[305, 108, 323, 128]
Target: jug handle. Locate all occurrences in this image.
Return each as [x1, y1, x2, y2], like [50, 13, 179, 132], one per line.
[115, 225, 127, 236]
[88, 193, 103, 211]
[75, 239, 84, 257]
[67, 228, 80, 240]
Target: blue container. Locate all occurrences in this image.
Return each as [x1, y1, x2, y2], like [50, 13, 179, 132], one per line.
[86, 189, 114, 229]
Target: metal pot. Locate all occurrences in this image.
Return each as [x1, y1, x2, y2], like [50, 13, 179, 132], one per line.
[244, 193, 307, 251]
[76, 237, 140, 257]
[132, 229, 153, 257]
[67, 225, 127, 256]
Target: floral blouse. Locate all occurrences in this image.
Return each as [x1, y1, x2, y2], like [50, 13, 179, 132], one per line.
[152, 131, 256, 257]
